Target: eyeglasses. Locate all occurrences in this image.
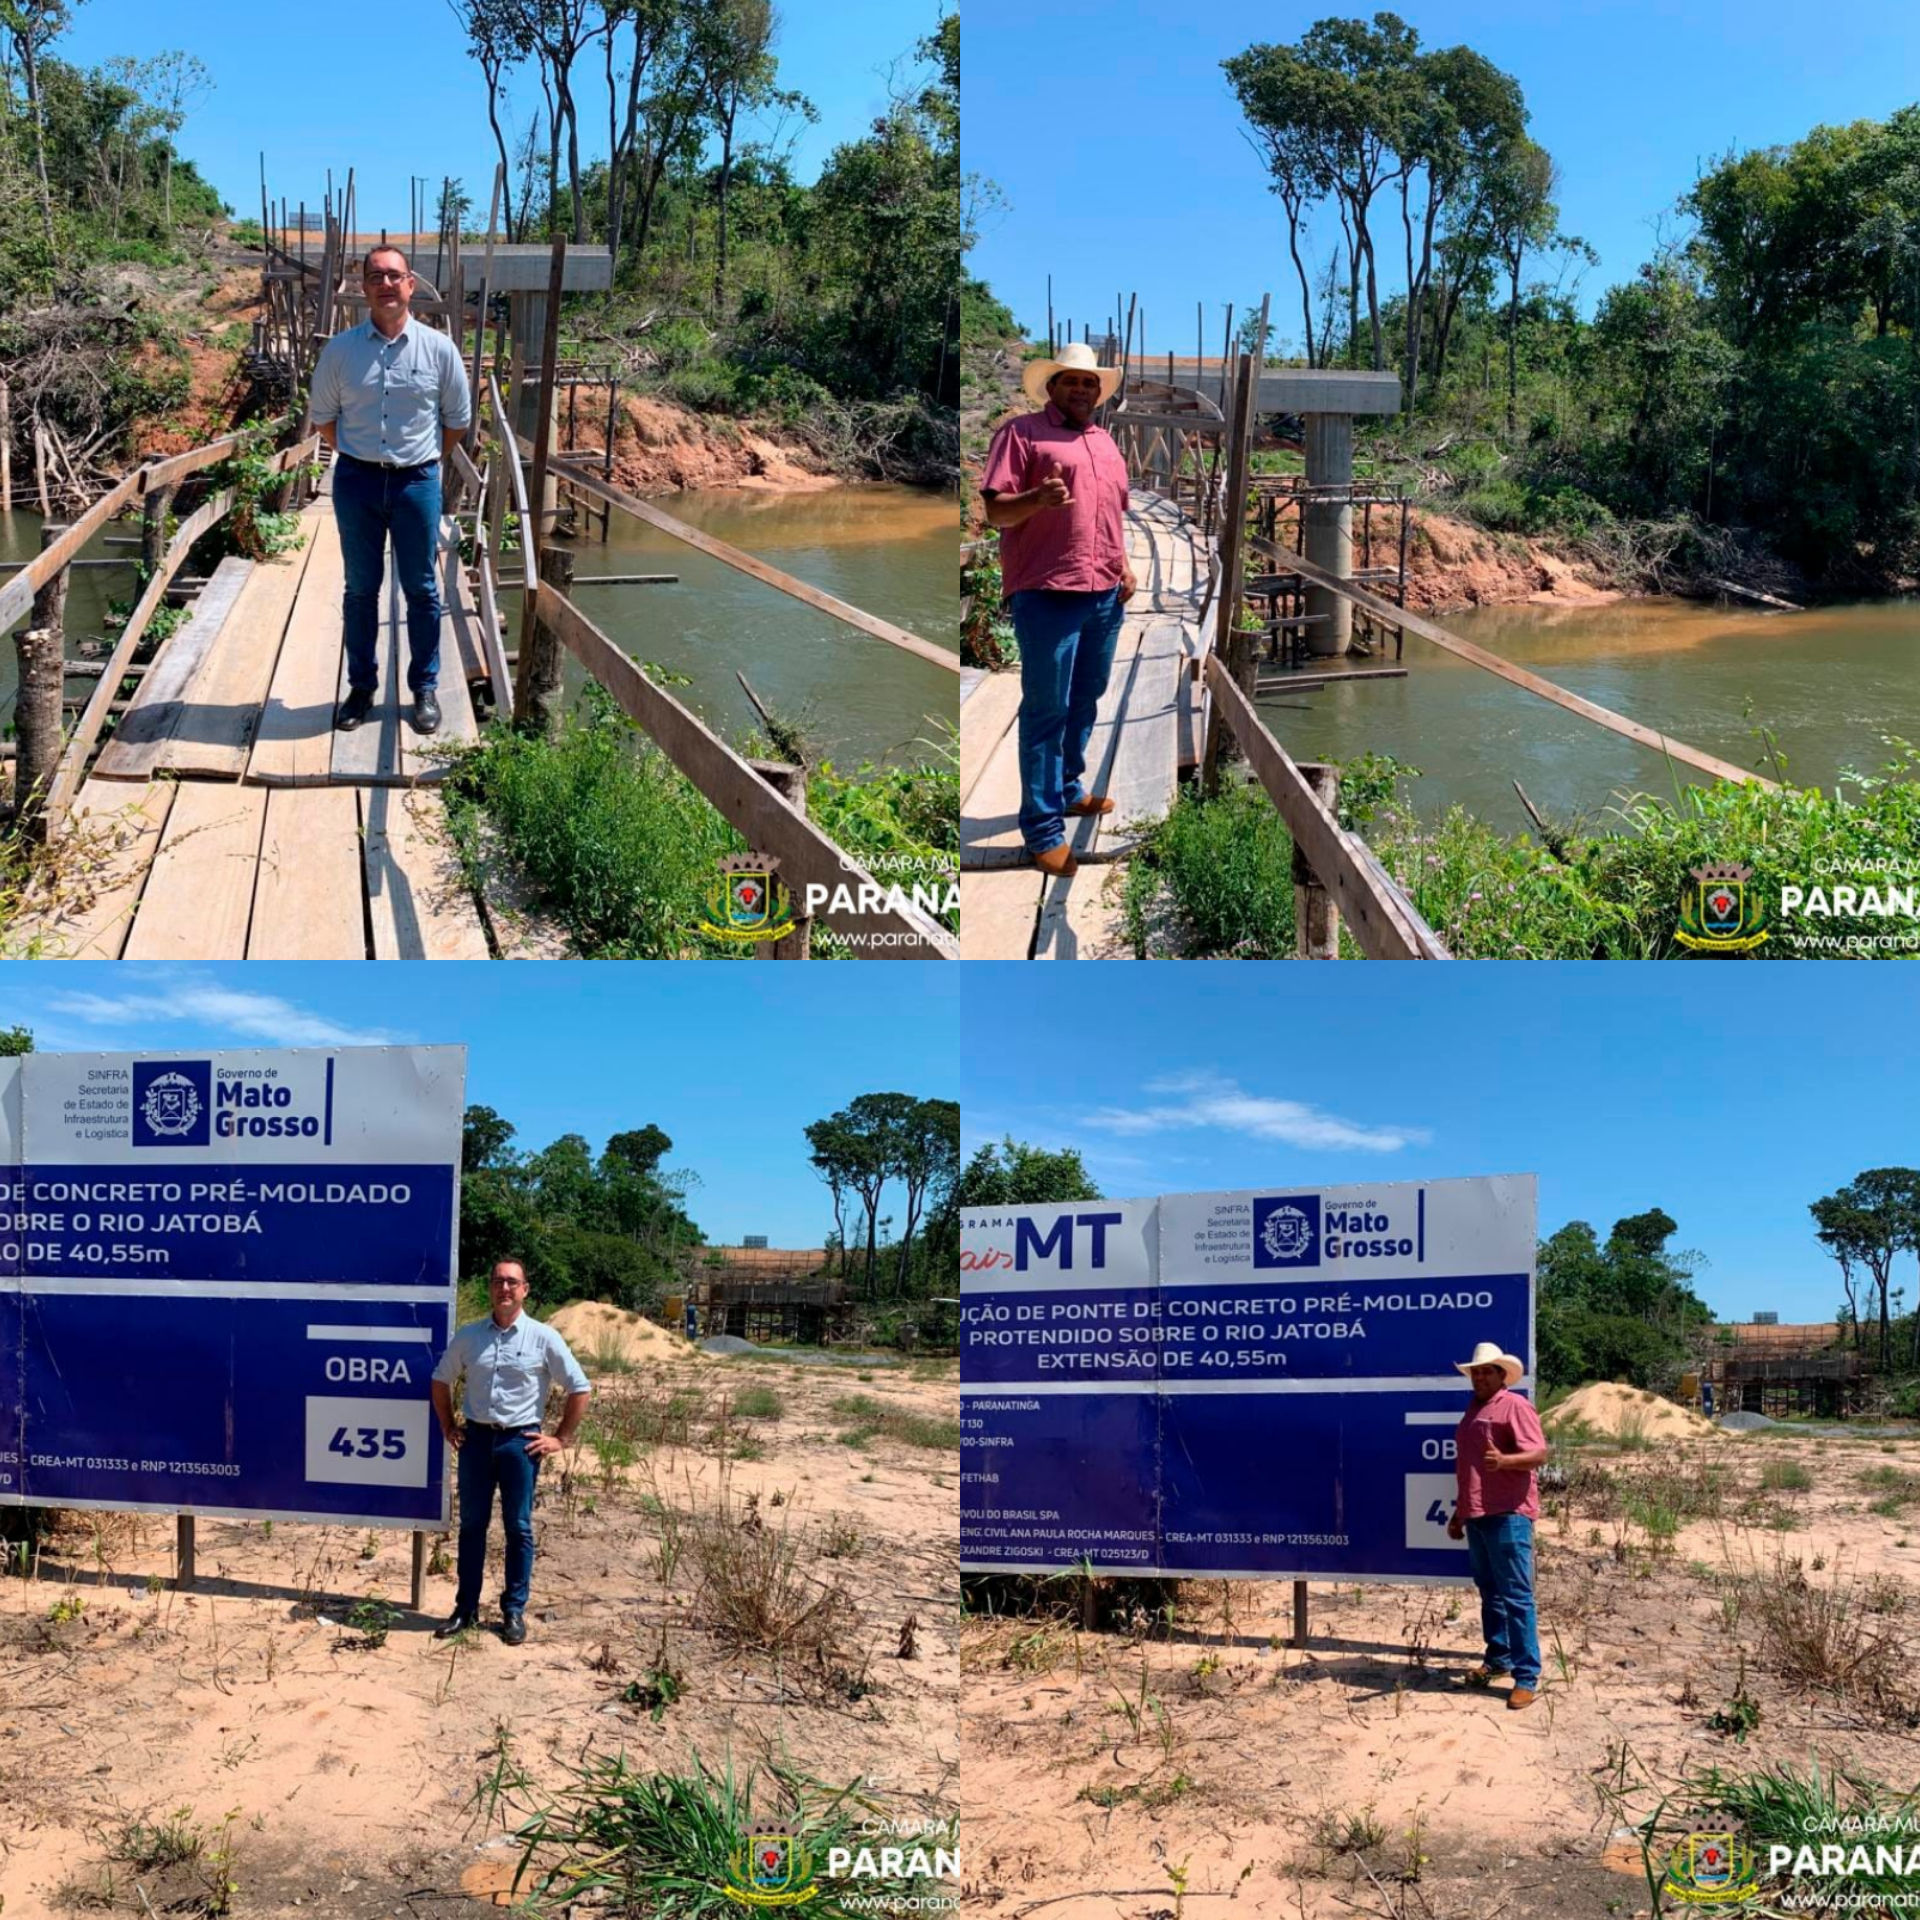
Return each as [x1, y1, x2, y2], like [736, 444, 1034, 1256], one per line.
[364, 270, 410, 284]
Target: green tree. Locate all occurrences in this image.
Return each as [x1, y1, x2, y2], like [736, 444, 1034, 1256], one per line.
[956, 1138, 1103, 1209]
[1811, 1171, 1920, 1368]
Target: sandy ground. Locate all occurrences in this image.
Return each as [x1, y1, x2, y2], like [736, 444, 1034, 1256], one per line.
[960, 1425, 1920, 1920]
[0, 1345, 957, 1919]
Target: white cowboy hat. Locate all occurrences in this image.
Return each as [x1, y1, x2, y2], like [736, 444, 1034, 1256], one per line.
[1455, 1341, 1524, 1385]
[1022, 339, 1123, 410]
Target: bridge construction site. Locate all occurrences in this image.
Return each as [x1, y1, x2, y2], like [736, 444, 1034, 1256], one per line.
[2, 165, 958, 962]
[960, 292, 1773, 962]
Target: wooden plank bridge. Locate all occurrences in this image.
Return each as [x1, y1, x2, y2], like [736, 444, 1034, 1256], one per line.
[4, 213, 957, 961]
[960, 346, 1773, 963]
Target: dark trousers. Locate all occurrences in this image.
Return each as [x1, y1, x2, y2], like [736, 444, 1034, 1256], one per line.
[1012, 586, 1126, 853]
[332, 454, 443, 693]
[455, 1425, 541, 1616]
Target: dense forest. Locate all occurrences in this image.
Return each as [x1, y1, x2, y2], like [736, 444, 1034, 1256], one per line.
[1224, 12, 1920, 587]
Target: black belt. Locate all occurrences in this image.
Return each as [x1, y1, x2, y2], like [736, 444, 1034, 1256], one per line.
[339, 451, 439, 473]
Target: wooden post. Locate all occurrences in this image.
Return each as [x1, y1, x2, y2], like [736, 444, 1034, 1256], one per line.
[467, 164, 503, 455]
[515, 541, 571, 732]
[13, 522, 71, 827]
[521, 233, 567, 567]
[410, 1530, 427, 1611]
[601, 380, 617, 539]
[141, 483, 175, 578]
[1199, 353, 1257, 792]
[176, 1515, 196, 1591]
[1294, 763, 1341, 958]
[752, 761, 812, 959]
[1291, 1579, 1309, 1647]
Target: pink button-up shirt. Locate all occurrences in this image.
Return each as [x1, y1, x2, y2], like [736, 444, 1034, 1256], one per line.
[1454, 1387, 1546, 1521]
[980, 404, 1131, 597]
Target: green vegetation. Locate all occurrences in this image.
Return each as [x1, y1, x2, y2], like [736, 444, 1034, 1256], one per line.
[445, 689, 955, 958]
[956, 1137, 1103, 1209]
[479, 1751, 945, 1919]
[1120, 738, 1920, 959]
[458, 1098, 703, 1308]
[1536, 1209, 1710, 1395]
[453, 5, 957, 480]
[805, 1093, 960, 1302]
[1226, 14, 1920, 589]
[829, 1394, 959, 1451]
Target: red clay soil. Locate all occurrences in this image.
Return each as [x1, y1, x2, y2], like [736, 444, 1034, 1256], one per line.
[130, 267, 263, 459]
[564, 391, 837, 494]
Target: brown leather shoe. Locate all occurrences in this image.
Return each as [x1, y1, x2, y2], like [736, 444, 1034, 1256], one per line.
[1506, 1687, 1538, 1711]
[1032, 842, 1078, 878]
[1065, 795, 1116, 817]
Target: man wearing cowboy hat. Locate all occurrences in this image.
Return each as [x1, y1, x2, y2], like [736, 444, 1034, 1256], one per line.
[1447, 1341, 1549, 1710]
[979, 341, 1138, 878]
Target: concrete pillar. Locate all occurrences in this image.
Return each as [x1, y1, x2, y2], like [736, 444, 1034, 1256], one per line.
[1302, 412, 1353, 657]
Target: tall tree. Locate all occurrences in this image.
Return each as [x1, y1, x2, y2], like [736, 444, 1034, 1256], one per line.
[448, 0, 527, 241]
[1, 0, 79, 256]
[891, 1098, 959, 1296]
[1811, 1171, 1920, 1368]
[1485, 137, 1557, 433]
[697, 0, 775, 311]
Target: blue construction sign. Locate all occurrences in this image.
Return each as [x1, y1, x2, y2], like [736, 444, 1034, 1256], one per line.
[0, 1046, 466, 1528]
[961, 1176, 1536, 1581]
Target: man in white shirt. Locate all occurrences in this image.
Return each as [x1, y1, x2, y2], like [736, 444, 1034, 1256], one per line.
[429, 1259, 589, 1644]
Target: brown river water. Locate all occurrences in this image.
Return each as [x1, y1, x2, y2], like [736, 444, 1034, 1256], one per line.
[1257, 594, 1920, 828]
[2, 483, 960, 771]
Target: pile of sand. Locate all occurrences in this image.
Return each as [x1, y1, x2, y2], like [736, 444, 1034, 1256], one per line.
[545, 1300, 701, 1370]
[1545, 1380, 1718, 1440]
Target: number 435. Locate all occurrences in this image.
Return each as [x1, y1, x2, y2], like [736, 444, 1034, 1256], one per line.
[330, 1427, 407, 1460]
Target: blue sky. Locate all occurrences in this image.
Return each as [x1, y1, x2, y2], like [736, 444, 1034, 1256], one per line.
[64, 0, 948, 236]
[960, 966, 1920, 1324]
[963, 0, 1920, 357]
[0, 964, 957, 1246]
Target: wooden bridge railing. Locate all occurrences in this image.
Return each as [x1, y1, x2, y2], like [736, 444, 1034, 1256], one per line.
[3, 432, 317, 833]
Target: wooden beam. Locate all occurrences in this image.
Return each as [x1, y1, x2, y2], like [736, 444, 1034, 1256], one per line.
[534, 586, 957, 959]
[524, 444, 958, 675]
[44, 488, 235, 831]
[1254, 537, 1773, 789]
[1204, 653, 1448, 961]
[0, 470, 142, 634]
[136, 430, 253, 493]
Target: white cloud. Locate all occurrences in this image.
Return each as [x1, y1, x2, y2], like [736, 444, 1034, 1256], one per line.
[45, 981, 405, 1050]
[1081, 1072, 1427, 1154]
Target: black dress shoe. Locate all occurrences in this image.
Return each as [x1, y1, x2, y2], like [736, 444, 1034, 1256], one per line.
[412, 688, 442, 735]
[433, 1612, 478, 1640]
[500, 1612, 526, 1646]
[335, 685, 376, 731]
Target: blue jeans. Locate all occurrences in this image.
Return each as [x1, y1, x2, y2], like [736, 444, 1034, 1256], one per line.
[1464, 1513, 1540, 1687]
[332, 455, 443, 693]
[455, 1425, 541, 1616]
[1012, 587, 1126, 854]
